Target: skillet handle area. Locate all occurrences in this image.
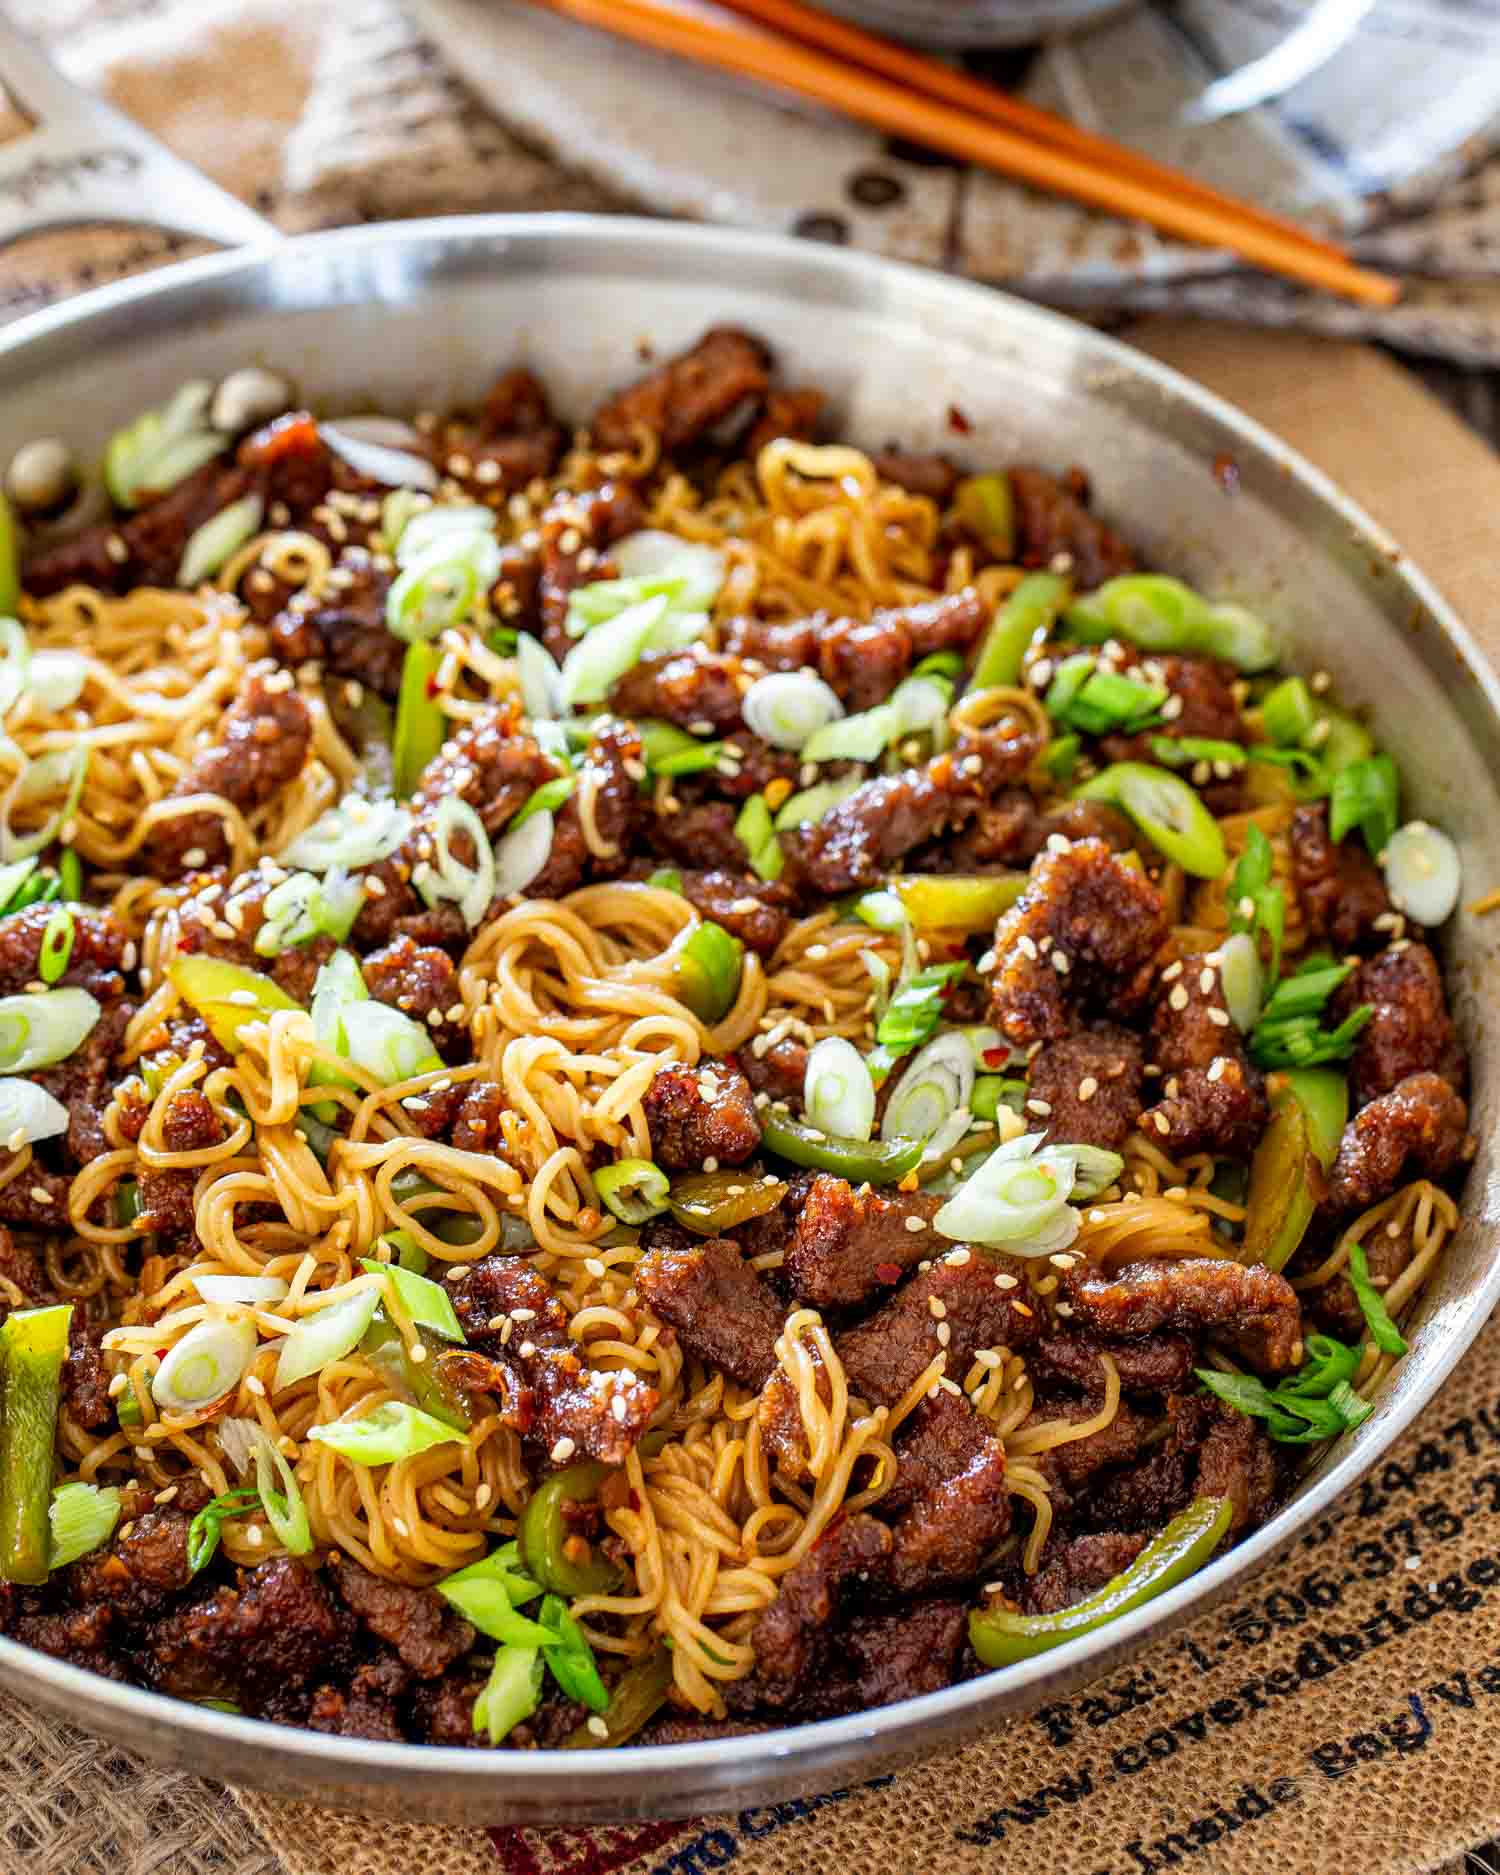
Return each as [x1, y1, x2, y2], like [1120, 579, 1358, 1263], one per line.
[0, 20, 277, 252]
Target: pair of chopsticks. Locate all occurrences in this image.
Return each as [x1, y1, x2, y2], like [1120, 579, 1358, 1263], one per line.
[520, 0, 1399, 307]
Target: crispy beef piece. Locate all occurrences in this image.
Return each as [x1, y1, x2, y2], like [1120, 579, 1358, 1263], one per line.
[449, 1082, 508, 1155]
[410, 1667, 488, 1746]
[1322, 1071, 1468, 1217]
[872, 450, 959, 503]
[448, 1256, 658, 1463]
[720, 589, 989, 713]
[672, 871, 792, 958]
[988, 839, 1168, 1047]
[1082, 1394, 1275, 1539]
[1027, 1023, 1142, 1152]
[0, 1162, 68, 1229]
[1026, 1397, 1157, 1496]
[66, 1501, 198, 1625]
[1063, 1256, 1302, 1376]
[270, 559, 404, 698]
[1020, 1531, 1151, 1615]
[698, 730, 802, 803]
[1029, 1332, 1194, 1397]
[453, 429, 564, 502]
[0, 904, 127, 998]
[173, 869, 332, 1005]
[838, 1251, 1040, 1405]
[643, 1057, 761, 1171]
[746, 1597, 969, 1724]
[146, 670, 313, 877]
[611, 647, 746, 735]
[744, 387, 825, 457]
[237, 411, 337, 520]
[9, 1598, 126, 1679]
[481, 367, 556, 439]
[409, 703, 560, 838]
[61, 1311, 114, 1431]
[648, 800, 747, 874]
[1141, 950, 1266, 1158]
[637, 1231, 784, 1389]
[0, 1227, 47, 1311]
[739, 1035, 807, 1106]
[147, 1556, 356, 1712]
[880, 1390, 1010, 1592]
[1010, 465, 1137, 589]
[1101, 654, 1247, 769]
[327, 1555, 474, 1677]
[493, 538, 544, 635]
[137, 1087, 227, 1238]
[34, 997, 134, 1166]
[736, 1513, 892, 1708]
[361, 934, 467, 1059]
[1336, 941, 1465, 1107]
[528, 719, 643, 899]
[639, 1713, 773, 1746]
[591, 327, 771, 452]
[780, 1175, 944, 1309]
[1313, 1216, 1416, 1341]
[511, 1687, 592, 1750]
[788, 725, 1038, 896]
[307, 1660, 409, 1742]
[730, 1168, 815, 1267]
[24, 457, 240, 597]
[537, 481, 648, 657]
[1291, 801, 1393, 952]
[929, 792, 1134, 872]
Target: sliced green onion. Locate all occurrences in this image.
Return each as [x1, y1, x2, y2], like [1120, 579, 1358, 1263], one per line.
[1260, 676, 1316, 747]
[152, 1316, 258, 1413]
[804, 1036, 876, 1143]
[539, 1593, 611, 1712]
[339, 1001, 444, 1086]
[1226, 823, 1285, 983]
[1148, 736, 1247, 771]
[511, 776, 576, 831]
[248, 1422, 313, 1555]
[733, 794, 783, 881]
[1055, 669, 1166, 737]
[1329, 753, 1399, 858]
[1277, 1333, 1360, 1400]
[0, 1077, 68, 1147]
[413, 795, 497, 931]
[37, 907, 74, 985]
[395, 504, 494, 564]
[866, 961, 967, 1083]
[254, 868, 362, 955]
[1075, 761, 1227, 878]
[323, 423, 439, 492]
[559, 593, 670, 709]
[594, 1158, 671, 1225]
[438, 1575, 555, 1647]
[0, 856, 39, 912]
[0, 617, 30, 718]
[1041, 735, 1080, 783]
[953, 472, 1014, 557]
[933, 1131, 1081, 1253]
[387, 527, 502, 642]
[772, 774, 863, 831]
[193, 1274, 290, 1305]
[473, 1645, 544, 1745]
[645, 867, 684, 894]
[0, 746, 90, 862]
[853, 889, 907, 932]
[32, 649, 89, 714]
[800, 700, 902, 766]
[1068, 1144, 1125, 1199]
[612, 531, 726, 606]
[741, 669, 844, 750]
[1382, 820, 1460, 926]
[104, 380, 219, 508]
[516, 632, 562, 723]
[307, 1398, 462, 1466]
[673, 921, 744, 1025]
[1218, 930, 1263, 1032]
[1066, 575, 1275, 672]
[178, 494, 265, 586]
[880, 1031, 973, 1144]
[307, 948, 368, 1107]
[971, 1075, 1024, 1122]
[1256, 960, 1354, 1024]
[492, 808, 555, 900]
[281, 796, 412, 873]
[439, 1541, 542, 1611]
[48, 1480, 122, 1569]
[1312, 703, 1373, 775]
[0, 986, 101, 1073]
[393, 641, 448, 800]
[167, 955, 300, 1053]
[185, 1487, 261, 1575]
[273, 1284, 382, 1391]
[969, 573, 1069, 693]
[359, 1256, 465, 1343]
[653, 740, 725, 778]
[1346, 1241, 1408, 1356]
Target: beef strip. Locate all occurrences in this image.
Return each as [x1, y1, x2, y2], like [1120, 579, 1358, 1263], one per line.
[0, 1227, 47, 1312]
[673, 871, 792, 958]
[361, 934, 468, 1060]
[1062, 1256, 1303, 1376]
[643, 1057, 761, 1170]
[65, 1494, 204, 1627]
[307, 1654, 411, 1741]
[744, 387, 825, 457]
[0, 904, 126, 998]
[33, 997, 134, 1166]
[1290, 801, 1393, 952]
[136, 1087, 228, 1238]
[646, 800, 748, 874]
[146, 668, 313, 878]
[1140, 951, 1267, 1159]
[449, 1082, 508, 1155]
[730, 1513, 892, 1709]
[527, 718, 643, 898]
[172, 866, 333, 1005]
[407, 702, 560, 839]
[739, 1034, 808, 1107]
[327, 1555, 474, 1677]
[1322, 1071, 1469, 1216]
[925, 793, 1133, 872]
[1028, 1331, 1194, 1397]
[24, 456, 239, 596]
[62, 1310, 115, 1431]
[879, 1389, 1010, 1593]
[409, 1666, 489, 1746]
[1009, 465, 1138, 589]
[720, 589, 989, 713]
[780, 1175, 945, 1310]
[447, 1256, 658, 1463]
[1081, 1395, 1277, 1540]
[270, 557, 403, 698]
[872, 450, 959, 503]
[537, 482, 648, 659]
[772, 1597, 968, 1724]
[1025, 1397, 1157, 1497]
[590, 327, 771, 452]
[1026, 1023, 1142, 1151]
[787, 723, 1039, 896]
[1019, 1530, 1151, 1615]
[610, 648, 747, 735]
[987, 838, 1169, 1047]
[0, 1162, 69, 1231]
[637, 1228, 785, 1389]
[1313, 1215, 1417, 1341]
[1335, 941, 1465, 1108]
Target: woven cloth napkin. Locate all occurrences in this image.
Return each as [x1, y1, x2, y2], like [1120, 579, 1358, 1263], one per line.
[3, 8, 1500, 1875]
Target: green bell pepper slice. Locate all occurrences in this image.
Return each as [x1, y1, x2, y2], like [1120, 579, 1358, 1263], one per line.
[518, 1460, 625, 1598]
[760, 1109, 924, 1185]
[969, 1495, 1233, 1668]
[667, 1168, 787, 1237]
[953, 473, 1015, 559]
[167, 954, 302, 1053]
[1242, 1082, 1319, 1273]
[1075, 762, 1227, 879]
[0, 1304, 73, 1584]
[886, 872, 1027, 933]
[968, 573, 1070, 693]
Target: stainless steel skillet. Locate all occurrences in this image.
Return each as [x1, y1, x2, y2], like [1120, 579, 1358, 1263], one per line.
[0, 23, 1494, 1829]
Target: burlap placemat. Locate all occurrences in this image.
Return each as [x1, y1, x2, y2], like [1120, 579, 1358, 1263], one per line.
[2, 7, 1500, 1871]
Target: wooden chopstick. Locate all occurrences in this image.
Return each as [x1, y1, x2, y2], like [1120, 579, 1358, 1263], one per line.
[523, 0, 1400, 306]
[713, 0, 1353, 268]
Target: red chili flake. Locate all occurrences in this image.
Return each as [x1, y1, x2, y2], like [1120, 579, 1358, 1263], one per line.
[425, 676, 441, 698]
[947, 404, 973, 435]
[237, 410, 318, 467]
[874, 1262, 903, 1285]
[982, 1048, 1007, 1068]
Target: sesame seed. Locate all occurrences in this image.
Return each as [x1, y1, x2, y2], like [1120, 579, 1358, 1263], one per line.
[936, 1324, 952, 1346]
[245, 1524, 264, 1547]
[1207, 1007, 1232, 1027]
[1161, 960, 1183, 981]
[1055, 1302, 1074, 1318]
[702, 1157, 719, 1174]
[993, 1272, 1018, 1290]
[1168, 984, 1190, 1011]
[105, 533, 129, 564]
[904, 1215, 928, 1234]
[107, 1373, 128, 1397]
[1017, 935, 1039, 961]
[945, 1248, 971, 1266]
[1025, 1098, 1052, 1117]
[1077, 1076, 1098, 1103]
[4, 1127, 24, 1153]
[1050, 950, 1070, 975]
[928, 1296, 947, 1319]
[1152, 1111, 1171, 1135]
[1161, 695, 1184, 721]
[29, 1185, 52, 1204]
[585, 1258, 606, 1278]
[550, 1437, 577, 1463]
[1045, 833, 1070, 855]
[181, 847, 207, 869]
[587, 1715, 611, 1739]
[1198, 967, 1216, 994]
[1206, 1057, 1227, 1083]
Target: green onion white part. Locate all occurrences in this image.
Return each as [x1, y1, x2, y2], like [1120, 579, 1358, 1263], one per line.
[104, 381, 223, 510]
[416, 796, 497, 931]
[177, 494, 265, 586]
[559, 593, 671, 708]
[880, 1032, 975, 1144]
[192, 1274, 291, 1306]
[321, 422, 439, 491]
[306, 1399, 463, 1466]
[387, 529, 503, 642]
[281, 796, 411, 872]
[273, 1284, 382, 1391]
[0, 1078, 69, 1147]
[0, 987, 100, 1073]
[1218, 930, 1264, 1032]
[48, 1481, 122, 1570]
[1382, 820, 1461, 927]
[516, 633, 563, 722]
[254, 868, 363, 955]
[804, 1036, 876, 1144]
[30, 649, 90, 714]
[339, 1001, 444, 1086]
[249, 1422, 314, 1555]
[151, 1315, 259, 1413]
[741, 670, 844, 750]
[492, 808, 555, 899]
[0, 746, 90, 862]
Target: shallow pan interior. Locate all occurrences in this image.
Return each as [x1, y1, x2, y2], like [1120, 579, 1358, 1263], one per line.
[0, 216, 1495, 1825]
